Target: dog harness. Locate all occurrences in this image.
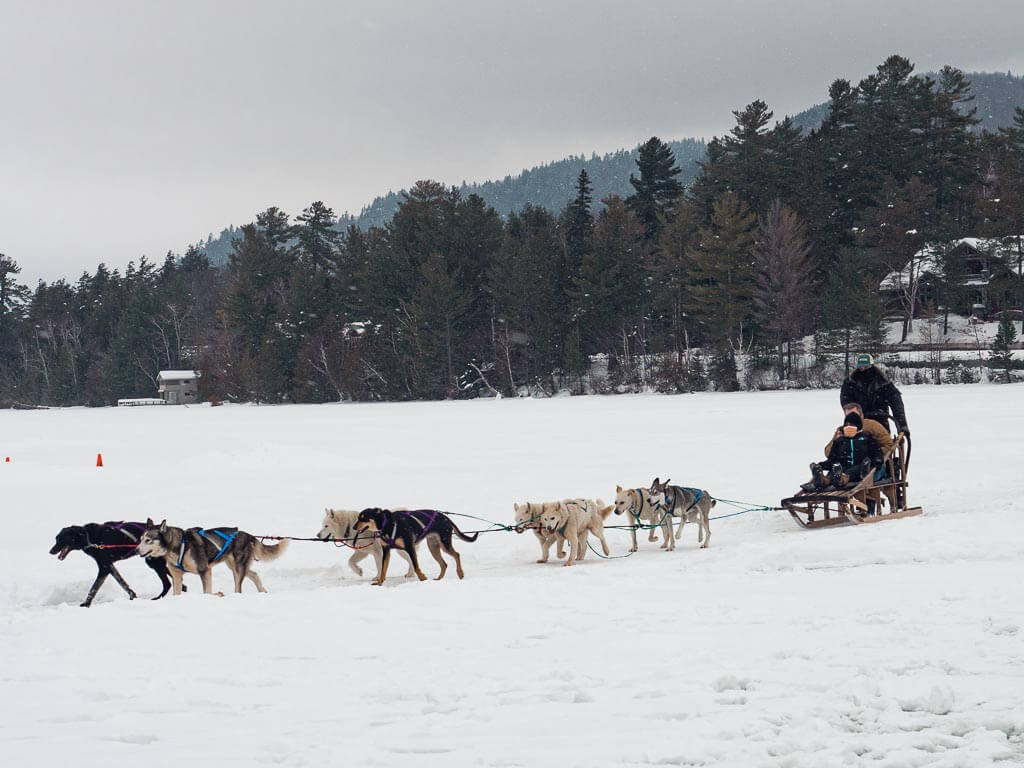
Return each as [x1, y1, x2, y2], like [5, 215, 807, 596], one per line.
[379, 511, 439, 547]
[665, 486, 704, 514]
[173, 528, 238, 570]
[81, 521, 146, 551]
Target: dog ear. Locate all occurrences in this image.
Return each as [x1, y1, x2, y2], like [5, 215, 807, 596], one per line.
[146, 517, 154, 526]
[616, 485, 622, 492]
[159, 520, 167, 533]
[663, 478, 670, 488]
[328, 509, 335, 519]
[651, 477, 660, 488]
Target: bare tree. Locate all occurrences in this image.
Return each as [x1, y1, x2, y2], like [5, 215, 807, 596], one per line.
[752, 200, 814, 381]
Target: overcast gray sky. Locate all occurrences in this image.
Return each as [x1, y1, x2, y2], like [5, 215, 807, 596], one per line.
[3, 0, 1023, 284]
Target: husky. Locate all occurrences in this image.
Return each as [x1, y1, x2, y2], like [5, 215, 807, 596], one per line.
[513, 501, 566, 563]
[137, 519, 288, 595]
[353, 508, 479, 586]
[537, 499, 613, 566]
[49, 521, 179, 607]
[648, 477, 714, 549]
[613, 485, 671, 552]
[317, 508, 415, 579]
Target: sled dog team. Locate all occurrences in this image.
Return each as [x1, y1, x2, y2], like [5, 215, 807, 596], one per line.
[50, 477, 715, 606]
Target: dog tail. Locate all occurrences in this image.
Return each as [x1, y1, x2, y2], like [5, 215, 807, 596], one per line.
[254, 538, 290, 561]
[450, 519, 479, 543]
[711, 497, 717, 508]
[599, 504, 614, 520]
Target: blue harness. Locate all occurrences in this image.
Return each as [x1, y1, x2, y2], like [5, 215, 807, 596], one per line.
[174, 528, 237, 570]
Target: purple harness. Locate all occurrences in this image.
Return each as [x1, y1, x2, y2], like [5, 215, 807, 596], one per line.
[379, 510, 439, 547]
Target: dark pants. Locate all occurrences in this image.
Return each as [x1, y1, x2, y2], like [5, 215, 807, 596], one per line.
[813, 460, 872, 486]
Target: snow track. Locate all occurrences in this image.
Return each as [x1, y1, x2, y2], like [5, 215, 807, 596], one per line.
[1, 387, 1022, 766]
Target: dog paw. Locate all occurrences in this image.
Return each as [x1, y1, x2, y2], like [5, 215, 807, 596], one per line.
[128, 591, 137, 600]
[353, 567, 363, 577]
[79, 602, 91, 608]
[536, 559, 548, 564]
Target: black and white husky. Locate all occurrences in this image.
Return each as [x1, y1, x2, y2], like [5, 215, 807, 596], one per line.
[647, 477, 715, 549]
[49, 521, 177, 607]
[137, 519, 288, 595]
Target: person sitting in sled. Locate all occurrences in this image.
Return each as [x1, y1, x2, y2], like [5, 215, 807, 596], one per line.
[840, 353, 909, 437]
[825, 402, 892, 481]
[802, 412, 884, 492]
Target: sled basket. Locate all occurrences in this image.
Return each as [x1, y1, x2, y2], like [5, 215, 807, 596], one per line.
[781, 433, 923, 529]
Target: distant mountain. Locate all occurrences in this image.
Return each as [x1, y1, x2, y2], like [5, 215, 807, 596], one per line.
[199, 70, 1024, 265]
[353, 139, 706, 230]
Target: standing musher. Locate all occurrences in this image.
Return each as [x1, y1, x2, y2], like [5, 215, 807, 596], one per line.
[840, 354, 909, 437]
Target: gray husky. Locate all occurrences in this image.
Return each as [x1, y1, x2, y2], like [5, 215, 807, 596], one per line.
[648, 477, 715, 550]
[137, 519, 288, 595]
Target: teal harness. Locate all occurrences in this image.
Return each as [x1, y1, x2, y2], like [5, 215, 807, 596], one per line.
[174, 528, 237, 570]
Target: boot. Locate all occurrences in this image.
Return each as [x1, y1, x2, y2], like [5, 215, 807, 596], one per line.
[801, 463, 825, 492]
[828, 463, 846, 489]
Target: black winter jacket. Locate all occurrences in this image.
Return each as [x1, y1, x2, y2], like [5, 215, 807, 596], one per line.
[840, 367, 908, 431]
[826, 430, 884, 471]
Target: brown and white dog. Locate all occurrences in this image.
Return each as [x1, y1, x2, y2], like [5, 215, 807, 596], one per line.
[613, 486, 671, 552]
[538, 499, 613, 566]
[513, 501, 566, 563]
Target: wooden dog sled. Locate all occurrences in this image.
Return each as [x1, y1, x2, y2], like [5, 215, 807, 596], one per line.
[781, 433, 923, 529]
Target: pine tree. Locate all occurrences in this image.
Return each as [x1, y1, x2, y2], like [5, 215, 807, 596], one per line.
[752, 201, 815, 380]
[626, 137, 683, 240]
[989, 316, 1018, 383]
[648, 198, 700, 361]
[687, 192, 758, 358]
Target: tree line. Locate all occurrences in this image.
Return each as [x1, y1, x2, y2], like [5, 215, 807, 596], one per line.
[2, 55, 1023, 406]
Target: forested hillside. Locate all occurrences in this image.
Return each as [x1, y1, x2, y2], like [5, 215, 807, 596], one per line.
[2, 57, 1023, 407]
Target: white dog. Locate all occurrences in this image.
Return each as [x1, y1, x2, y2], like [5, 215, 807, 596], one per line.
[613, 486, 671, 552]
[317, 508, 415, 579]
[538, 498, 613, 566]
[514, 501, 566, 563]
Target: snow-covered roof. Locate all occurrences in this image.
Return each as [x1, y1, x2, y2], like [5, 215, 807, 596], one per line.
[879, 236, 1021, 291]
[157, 370, 200, 381]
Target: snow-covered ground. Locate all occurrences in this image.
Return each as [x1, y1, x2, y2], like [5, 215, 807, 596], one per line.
[2, 388, 1023, 767]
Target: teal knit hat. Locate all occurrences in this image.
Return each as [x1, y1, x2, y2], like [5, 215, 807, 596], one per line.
[855, 353, 873, 368]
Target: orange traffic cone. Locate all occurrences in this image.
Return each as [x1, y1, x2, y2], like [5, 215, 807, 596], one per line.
[96, 453, 104, 467]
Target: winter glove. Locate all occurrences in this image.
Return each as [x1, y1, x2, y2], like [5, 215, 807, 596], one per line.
[898, 424, 909, 437]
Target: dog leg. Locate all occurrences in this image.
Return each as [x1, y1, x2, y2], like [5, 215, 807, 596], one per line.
[592, 524, 611, 556]
[563, 532, 578, 567]
[629, 524, 638, 553]
[400, 549, 417, 578]
[576, 532, 588, 561]
[246, 569, 267, 592]
[426, 537, 447, 580]
[674, 519, 685, 549]
[404, 536, 428, 581]
[148, 558, 174, 599]
[537, 533, 554, 563]
[348, 549, 367, 577]
[374, 548, 391, 586]
[81, 566, 110, 607]
[171, 568, 184, 596]
[199, 568, 213, 594]
[438, 534, 465, 579]
[701, 514, 710, 549]
[665, 516, 676, 552]
[108, 564, 137, 600]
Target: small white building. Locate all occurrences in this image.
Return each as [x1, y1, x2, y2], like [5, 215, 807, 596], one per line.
[157, 370, 201, 404]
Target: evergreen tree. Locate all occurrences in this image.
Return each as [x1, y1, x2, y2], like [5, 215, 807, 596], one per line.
[687, 192, 758, 358]
[648, 198, 700, 361]
[626, 137, 683, 240]
[989, 316, 1018, 383]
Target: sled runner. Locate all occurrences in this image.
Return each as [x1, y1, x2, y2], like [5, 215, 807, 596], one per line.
[781, 433, 923, 529]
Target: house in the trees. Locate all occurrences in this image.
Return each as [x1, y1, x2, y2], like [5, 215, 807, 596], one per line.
[157, 370, 201, 404]
[880, 236, 1023, 319]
